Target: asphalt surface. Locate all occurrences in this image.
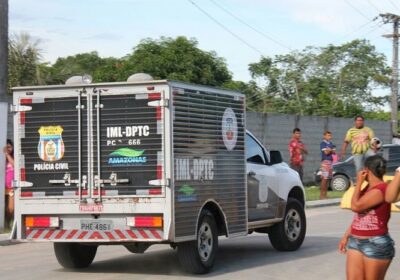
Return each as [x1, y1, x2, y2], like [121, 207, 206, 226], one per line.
[0, 205, 399, 280]
[0, 198, 340, 245]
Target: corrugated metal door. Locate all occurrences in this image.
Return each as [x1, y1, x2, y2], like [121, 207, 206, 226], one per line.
[18, 94, 87, 198]
[173, 86, 246, 238]
[92, 91, 164, 197]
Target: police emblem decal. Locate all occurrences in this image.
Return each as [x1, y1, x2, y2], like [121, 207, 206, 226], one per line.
[222, 108, 238, 151]
[37, 126, 65, 162]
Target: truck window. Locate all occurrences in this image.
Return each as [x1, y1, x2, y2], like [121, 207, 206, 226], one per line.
[246, 134, 267, 164]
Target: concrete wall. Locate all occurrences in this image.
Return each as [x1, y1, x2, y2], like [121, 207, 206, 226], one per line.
[246, 112, 392, 184]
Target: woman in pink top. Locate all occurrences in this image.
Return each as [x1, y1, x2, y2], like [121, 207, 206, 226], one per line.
[4, 139, 14, 229]
[338, 155, 394, 280]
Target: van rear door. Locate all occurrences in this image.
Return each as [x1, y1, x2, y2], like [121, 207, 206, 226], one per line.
[16, 87, 165, 200]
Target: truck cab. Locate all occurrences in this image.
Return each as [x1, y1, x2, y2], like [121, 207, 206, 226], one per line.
[246, 131, 305, 250]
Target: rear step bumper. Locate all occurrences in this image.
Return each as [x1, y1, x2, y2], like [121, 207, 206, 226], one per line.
[26, 228, 163, 242]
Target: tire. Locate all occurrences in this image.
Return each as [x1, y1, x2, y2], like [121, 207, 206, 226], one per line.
[177, 210, 218, 274]
[54, 243, 97, 269]
[268, 198, 306, 251]
[330, 174, 350, 191]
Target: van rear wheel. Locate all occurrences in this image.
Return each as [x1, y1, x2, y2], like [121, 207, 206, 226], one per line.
[54, 243, 97, 269]
[177, 210, 218, 274]
[268, 198, 306, 251]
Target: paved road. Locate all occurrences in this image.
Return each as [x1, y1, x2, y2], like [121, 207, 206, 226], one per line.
[1, 206, 399, 280]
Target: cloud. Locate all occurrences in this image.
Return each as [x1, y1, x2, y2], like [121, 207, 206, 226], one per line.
[51, 16, 73, 23]
[278, 0, 356, 33]
[46, 29, 68, 36]
[268, 0, 395, 34]
[83, 33, 124, 41]
[10, 11, 38, 23]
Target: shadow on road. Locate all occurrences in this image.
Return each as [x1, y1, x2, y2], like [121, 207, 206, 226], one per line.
[62, 234, 341, 277]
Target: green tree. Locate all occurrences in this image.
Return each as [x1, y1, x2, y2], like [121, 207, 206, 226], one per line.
[47, 51, 125, 84]
[122, 36, 232, 86]
[8, 32, 44, 92]
[248, 40, 391, 117]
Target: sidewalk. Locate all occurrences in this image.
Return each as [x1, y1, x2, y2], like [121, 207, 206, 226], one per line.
[0, 198, 341, 246]
[0, 232, 15, 246]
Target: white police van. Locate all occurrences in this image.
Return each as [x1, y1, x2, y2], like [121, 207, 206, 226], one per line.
[11, 74, 306, 274]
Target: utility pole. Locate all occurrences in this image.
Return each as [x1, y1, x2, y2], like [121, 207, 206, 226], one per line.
[0, 0, 8, 103]
[380, 13, 399, 137]
[0, 0, 8, 231]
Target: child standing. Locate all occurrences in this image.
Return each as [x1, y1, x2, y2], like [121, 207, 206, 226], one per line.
[319, 131, 335, 199]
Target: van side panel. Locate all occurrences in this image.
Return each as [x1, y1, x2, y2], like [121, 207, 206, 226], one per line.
[172, 86, 246, 239]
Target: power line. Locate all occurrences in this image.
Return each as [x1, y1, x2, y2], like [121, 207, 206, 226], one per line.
[208, 0, 292, 51]
[344, 0, 391, 33]
[359, 22, 386, 38]
[187, 0, 264, 56]
[387, 0, 400, 13]
[367, 0, 382, 13]
[338, 19, 376, 42]
[344, 0, 372, 21]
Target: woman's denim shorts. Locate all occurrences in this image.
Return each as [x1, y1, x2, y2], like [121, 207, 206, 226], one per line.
[347, 234, 395, 260]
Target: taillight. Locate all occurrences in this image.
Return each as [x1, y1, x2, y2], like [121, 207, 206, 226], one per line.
[25, 216, 59, 228]
[126, 216, 163, 227]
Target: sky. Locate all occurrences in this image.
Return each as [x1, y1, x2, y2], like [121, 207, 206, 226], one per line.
[9, 0, 400, 83]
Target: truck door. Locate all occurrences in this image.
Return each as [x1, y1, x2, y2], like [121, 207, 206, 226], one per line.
[246, 134, 278, 221]
[91, 89, 165, 198]
[17, 93, 88, 198]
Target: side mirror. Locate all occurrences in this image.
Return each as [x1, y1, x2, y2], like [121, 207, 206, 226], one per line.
[269, 151, 283, 165]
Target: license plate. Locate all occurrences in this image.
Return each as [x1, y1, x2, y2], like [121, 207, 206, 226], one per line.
[80, 220, 113, 231]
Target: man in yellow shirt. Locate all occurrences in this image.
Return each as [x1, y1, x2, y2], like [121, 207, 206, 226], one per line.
[340, 115, 374, 173]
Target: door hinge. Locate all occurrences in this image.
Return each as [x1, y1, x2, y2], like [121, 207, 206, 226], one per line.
[10, 105, 32, 112]
[148, 99, 169, 107]
[14, 180, 33, 188]
[148, 179, 170, 187]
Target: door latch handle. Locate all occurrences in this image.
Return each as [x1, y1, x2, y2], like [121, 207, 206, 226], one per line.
[49, 173, 79, 186]
[97, 172, 129, 186]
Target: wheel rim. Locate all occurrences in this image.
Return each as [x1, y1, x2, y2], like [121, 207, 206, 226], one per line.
[284, 208, 301, 242]
[198, 222, 213, 262]
[332, 177, 347, 191]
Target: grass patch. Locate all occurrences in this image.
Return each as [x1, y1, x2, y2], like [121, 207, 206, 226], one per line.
[305, 185, 345, 201]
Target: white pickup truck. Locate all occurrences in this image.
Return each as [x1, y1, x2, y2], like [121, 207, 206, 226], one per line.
[11, 75, 306, 274]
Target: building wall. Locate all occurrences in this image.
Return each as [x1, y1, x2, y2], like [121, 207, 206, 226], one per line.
[246, 112, 392, 184]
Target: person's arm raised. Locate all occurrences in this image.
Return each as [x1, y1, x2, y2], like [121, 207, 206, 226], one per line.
[386, 168, 400, 203]
[351, 171, 384, 213]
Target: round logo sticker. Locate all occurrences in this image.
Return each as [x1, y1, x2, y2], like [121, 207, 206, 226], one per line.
[222, 108, 238, 151]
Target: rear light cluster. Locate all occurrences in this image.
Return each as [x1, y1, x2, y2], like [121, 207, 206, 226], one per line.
[25, 216, 163, 229]
[126, 216, 162, 228]
[25, 216, 59, 228]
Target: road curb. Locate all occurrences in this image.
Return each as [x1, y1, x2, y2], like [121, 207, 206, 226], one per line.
[306, 198, 341, 208]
